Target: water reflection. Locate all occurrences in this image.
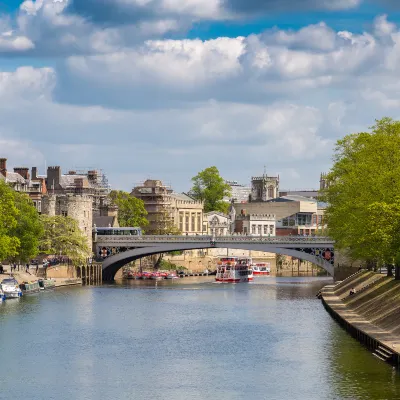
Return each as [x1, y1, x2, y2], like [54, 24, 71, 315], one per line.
[0, 277, 399, 400]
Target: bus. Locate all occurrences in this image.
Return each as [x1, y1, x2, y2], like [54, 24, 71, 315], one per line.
[94, 227, 142, 236]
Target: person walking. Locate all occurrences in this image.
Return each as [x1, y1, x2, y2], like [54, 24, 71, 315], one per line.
[26, 263, 30, 273]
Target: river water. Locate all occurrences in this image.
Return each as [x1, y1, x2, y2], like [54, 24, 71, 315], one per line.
[1, 276, 400, 400]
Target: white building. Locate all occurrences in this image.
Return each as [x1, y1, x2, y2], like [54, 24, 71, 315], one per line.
[204, 212, 230, 236]
[234, 213, 276, 236]
[224, 180, 251, 203]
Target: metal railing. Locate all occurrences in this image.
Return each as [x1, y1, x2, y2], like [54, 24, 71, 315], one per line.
[96, 235, 334, 244]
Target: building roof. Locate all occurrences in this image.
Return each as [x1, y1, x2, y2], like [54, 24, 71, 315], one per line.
[93, 216, 117, 227]
[204, 211, 229, 218]
[171, 192, 199, 202]
[267, 195, 316, 203]
[5, 172, 25, 184]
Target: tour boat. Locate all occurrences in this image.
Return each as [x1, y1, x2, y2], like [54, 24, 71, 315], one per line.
[215, 257, 254, 283]
[1, 278, 23, 299]
[252, 262, 271, 276]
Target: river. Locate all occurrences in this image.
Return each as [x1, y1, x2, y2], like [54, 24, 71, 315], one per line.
[0, 276, 399, 400]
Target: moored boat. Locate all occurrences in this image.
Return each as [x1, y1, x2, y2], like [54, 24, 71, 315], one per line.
[1, 278, 23, 299]
[252, 262, 271, 276]
[215, 257, 253, 283]
[166, 273, 179, 279]
[0, 286, 5, 302]
[38, 278, 56, 290]
[20, 281, 40, 294]
[150, 272, 163, 281]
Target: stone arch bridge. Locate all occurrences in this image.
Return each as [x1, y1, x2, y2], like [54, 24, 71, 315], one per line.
[95, 235, 335, 281]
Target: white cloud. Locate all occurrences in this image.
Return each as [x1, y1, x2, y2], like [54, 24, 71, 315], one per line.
[4, 15, 400, 189]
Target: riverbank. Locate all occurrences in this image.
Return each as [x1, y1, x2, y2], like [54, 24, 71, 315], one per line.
[0, 267, 82, 288]
[320, 270, 400, 367]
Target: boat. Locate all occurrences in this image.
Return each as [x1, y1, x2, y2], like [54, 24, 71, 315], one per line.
[166, 273, 179, 279]
[252, 262, 271, 275]
[0, 286, 5, 302]
[150, 272, 163, 281]
[38, 278, 56, 290]
[215, 257, 254, 283]
[20, 281, 41, 294]
[1, 278, 23, 299]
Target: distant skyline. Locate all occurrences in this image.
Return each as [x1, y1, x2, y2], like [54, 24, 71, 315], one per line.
[1, 1, 400, 191]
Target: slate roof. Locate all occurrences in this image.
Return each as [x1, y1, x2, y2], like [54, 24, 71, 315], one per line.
[267, 195, 316, 203]
[5, 172, 25, 184]
[93, 216, 118, 227]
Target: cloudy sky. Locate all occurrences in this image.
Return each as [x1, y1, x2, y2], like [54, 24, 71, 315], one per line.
[1, 0, 400, 192]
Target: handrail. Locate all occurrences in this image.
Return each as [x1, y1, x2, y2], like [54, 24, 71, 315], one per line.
[96, 235, 334, 244]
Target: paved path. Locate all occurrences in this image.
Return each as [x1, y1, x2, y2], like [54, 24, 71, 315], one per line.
[322, 285, 400, 355]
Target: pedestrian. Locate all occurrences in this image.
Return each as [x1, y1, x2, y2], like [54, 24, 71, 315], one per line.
[26, 263, 29, 273]
[36, 265, 39, 275]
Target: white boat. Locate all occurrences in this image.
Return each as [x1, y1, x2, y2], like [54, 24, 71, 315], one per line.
[166, 274, 179, 279]
[0, 286, 5, 302]
[252, 262, 271, 276]
[215, 257, 253, 283]
[1, 278, 23, 299]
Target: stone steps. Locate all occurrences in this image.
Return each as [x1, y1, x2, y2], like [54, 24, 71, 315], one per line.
[373, 345, 394, 362]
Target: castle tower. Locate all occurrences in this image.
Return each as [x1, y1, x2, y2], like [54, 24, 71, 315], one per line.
[250, 171, 279, 202]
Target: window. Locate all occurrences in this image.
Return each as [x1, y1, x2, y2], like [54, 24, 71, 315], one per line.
[268, 185, 274, 198]
[179, 212, 184, 232]
[197, 214, 201, 232]
[203, 224, 207, 233]
[191, 214, 196, 232]
[258, 225, 262, 234]
[244, 227, 248, 234]
[270, 225, 274, 234]
[264, 225, 268, 235]
[61, 211, 68, 217]
[37, 201, 41, 213]
[251, 225, 256, 234]
[185, 213, 189, 232]
[297, 214, 312, 226]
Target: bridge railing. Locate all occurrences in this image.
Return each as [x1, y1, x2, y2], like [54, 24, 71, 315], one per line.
[96, 235, 334, 244]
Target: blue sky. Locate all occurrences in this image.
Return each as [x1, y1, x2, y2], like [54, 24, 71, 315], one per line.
[0, 0, 400, 191]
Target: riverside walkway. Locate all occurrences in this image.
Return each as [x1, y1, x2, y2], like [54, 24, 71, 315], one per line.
[321, 274, 400, 366]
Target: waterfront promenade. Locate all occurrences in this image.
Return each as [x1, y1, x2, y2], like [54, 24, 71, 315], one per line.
[0, 265, 82, 288]
[320, 271, 400, 366]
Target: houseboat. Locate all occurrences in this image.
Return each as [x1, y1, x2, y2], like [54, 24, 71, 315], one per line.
[215, 257, 254, 283]
[252, 262, 271, 276]
[1, 278, 23, 299]
[38, 278, 56, 290]
[20, 281, 41, 294]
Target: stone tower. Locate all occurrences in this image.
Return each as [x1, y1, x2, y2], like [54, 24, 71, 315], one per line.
[250, 171, 279, 202]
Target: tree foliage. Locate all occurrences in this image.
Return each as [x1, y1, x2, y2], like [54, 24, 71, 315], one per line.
[110, 190, 148, 228]
[151, 209, 181, 235]
[0, 180, 19, 260]
[39, 215, 90, 263]
[9, 192, 44, 262]
[190, 166, 231, 213]
[321, 117, 400, 265]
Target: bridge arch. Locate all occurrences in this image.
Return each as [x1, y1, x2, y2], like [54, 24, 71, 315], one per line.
[101, 243, 334, 281]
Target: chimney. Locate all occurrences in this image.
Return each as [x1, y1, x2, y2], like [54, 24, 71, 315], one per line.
[14, 167, 30, 180]
[88, 170, 98, 182]
[0, 158, 7, 177]
[68, 171, 76, 175]
[47, 166, 61, 190]
[32, 167, 38, 180]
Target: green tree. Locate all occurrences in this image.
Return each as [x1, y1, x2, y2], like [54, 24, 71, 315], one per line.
[110, 190, 148, 228]
[39, 215, 90, 264]
[190, 166, 231, 213]
[9, 192, 43, 262]
[321, 117, 400, 266]
[152, 209, 181, 235]
[0, 180, 19, 260]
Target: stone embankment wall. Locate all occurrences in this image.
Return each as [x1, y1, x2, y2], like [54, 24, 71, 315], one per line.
[321, 271, 400, 367]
